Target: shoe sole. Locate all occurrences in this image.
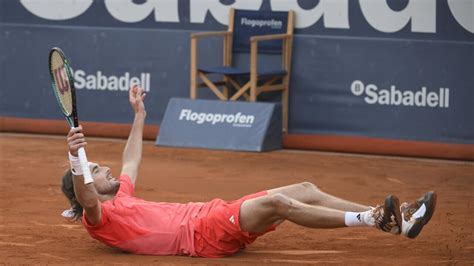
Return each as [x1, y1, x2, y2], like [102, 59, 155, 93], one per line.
[383, 195, 402, 234]
[406, 191, 437, 239]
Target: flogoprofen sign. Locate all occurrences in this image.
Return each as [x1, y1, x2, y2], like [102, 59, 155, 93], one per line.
[157, 98, 282, 151]
[179, 109, 255, 127]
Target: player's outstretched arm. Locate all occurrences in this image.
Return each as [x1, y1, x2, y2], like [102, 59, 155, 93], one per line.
[67, 126, 101, 225]
[121, 85, 147, 185]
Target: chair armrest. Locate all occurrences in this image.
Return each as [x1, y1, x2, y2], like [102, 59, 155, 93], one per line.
[249, 33, 294, 75]
[191, 31, 232, 39]
[250, 34, 292, 43]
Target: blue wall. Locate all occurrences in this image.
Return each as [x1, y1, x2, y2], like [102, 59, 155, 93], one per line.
[1, 0, 473, 144]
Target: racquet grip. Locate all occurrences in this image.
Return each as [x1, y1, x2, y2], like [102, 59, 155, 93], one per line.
[78, 147, 93, 184]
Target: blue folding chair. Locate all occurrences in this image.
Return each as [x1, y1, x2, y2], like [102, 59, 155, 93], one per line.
[190, 8, 294, 132]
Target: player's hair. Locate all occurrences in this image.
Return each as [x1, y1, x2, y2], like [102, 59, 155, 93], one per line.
[61, 169, 83, 220]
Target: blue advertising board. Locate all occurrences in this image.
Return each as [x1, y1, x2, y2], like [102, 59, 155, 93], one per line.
[1, 0, 473, 145]
[157, 98, 282, 151]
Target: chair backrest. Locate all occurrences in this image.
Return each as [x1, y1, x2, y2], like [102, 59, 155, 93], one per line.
[230, 9, 291, 54]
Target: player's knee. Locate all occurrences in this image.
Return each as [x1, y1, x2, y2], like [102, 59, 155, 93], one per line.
[270, 193, 293, 216]
[299, 181, 323, 204]
[300, 181, 320, 194]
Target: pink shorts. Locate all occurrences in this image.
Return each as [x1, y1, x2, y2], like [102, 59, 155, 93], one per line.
[193, 191, 276, 258]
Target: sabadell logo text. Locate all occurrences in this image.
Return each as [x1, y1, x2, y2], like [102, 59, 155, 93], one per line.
[73, 69, 151, 92]
[350, 80, 449, 108]
[179, 109, 255, 128]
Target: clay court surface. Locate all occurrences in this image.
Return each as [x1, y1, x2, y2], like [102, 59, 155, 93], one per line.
[0, 133, 473, 264]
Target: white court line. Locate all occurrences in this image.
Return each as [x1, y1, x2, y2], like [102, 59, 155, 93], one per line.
[246, 249, 344, 255]
[39, 253, 68, 261]
[0, 241, 35, 247]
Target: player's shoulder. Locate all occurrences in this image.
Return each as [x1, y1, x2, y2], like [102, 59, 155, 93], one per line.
[117, 174, 134, 195]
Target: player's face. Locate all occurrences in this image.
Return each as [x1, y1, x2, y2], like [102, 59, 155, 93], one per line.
[88, 162, 119, 194]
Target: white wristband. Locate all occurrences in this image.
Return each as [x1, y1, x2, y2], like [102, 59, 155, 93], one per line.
[69, 152, 83, 176]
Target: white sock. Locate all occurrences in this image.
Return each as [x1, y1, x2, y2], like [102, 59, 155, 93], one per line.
[344, 210, 373, 227]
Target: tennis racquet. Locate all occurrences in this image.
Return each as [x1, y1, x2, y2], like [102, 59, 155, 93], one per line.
[48, 47, 93, 184]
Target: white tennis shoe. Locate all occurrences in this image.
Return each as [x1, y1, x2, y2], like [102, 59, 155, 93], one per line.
[400, 191, 437, 238]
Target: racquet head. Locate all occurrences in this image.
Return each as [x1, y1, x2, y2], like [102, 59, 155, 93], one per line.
[48, 47, 78, 128]
[49, 48, 93, 184]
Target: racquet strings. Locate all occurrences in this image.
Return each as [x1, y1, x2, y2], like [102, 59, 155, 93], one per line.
[50, 50, 74, 117]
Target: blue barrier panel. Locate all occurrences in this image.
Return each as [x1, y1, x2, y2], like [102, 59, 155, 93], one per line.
[1, 0, 473, 147]
[157, 98, 282, 151]
[0, 25, 189, 125]
[289, 37, 474, 144]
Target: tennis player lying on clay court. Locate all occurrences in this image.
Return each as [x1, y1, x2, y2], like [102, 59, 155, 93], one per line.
[60, 85, 437, 257]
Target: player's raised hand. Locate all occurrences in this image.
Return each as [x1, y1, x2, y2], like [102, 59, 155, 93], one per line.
[67, 125, 87, 156]
[129, 85, 146, 115]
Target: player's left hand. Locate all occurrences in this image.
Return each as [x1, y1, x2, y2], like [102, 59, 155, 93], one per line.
[129, 85, 146, 115]
[67, 125, 86, 157]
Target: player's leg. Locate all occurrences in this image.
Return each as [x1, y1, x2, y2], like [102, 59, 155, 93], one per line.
[239, 193, 344, 233]
[239, 193, 401, 234]
[267, 182, 370, 212]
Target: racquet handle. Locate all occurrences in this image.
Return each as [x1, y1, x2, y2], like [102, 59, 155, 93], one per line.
[78, 147, 93, 184]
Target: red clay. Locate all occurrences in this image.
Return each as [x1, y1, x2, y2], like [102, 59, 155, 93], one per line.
[1, 133, 473, 264]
